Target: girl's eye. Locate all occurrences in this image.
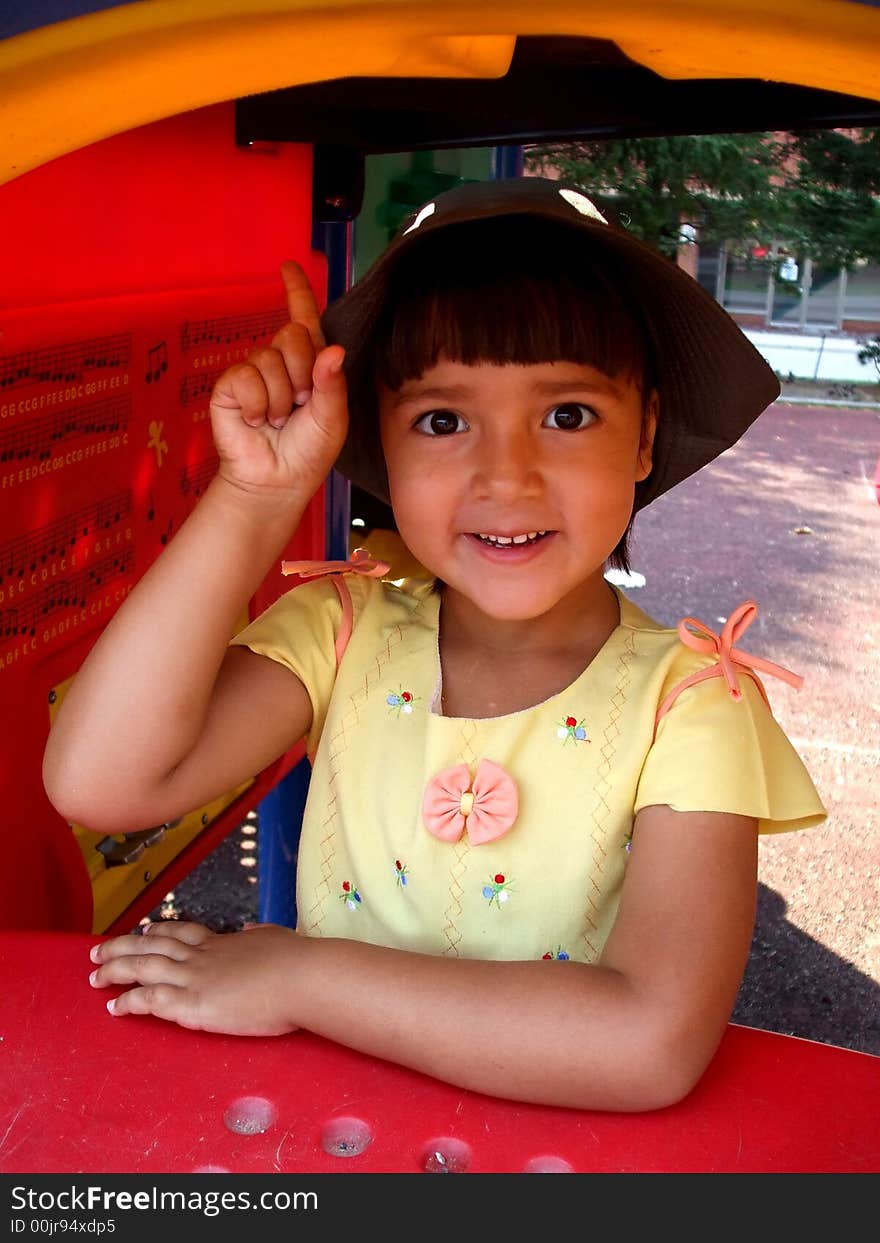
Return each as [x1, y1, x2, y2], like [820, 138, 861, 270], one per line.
[414, 410, 468, 436]
[542, 402, 595, 431]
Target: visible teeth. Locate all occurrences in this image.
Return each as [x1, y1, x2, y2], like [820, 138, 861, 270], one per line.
[475, 530, 547, 546]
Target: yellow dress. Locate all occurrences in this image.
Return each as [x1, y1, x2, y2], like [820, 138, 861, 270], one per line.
[230, 575, 826, 963]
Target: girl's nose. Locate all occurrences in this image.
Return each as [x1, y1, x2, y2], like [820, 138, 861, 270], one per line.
[470, 426, 542, 499]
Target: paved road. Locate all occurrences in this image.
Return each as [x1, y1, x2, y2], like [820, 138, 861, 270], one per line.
[157, 399, 880, 1056]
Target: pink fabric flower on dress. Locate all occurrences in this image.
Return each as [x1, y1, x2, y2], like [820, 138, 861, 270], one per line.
[422, 760, 518, 845]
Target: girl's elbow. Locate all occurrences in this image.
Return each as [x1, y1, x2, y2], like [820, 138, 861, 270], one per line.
[639, 1023, 724, 1111]
[605, 1059, 706, 1113]
[568, 1018, 720, 1114]
[616, 988, 730, 1111]
[560, 1063, 697, 1114]
[633, 1057, 707, 1112]
[42, 731, 91, 822]
[42, 752, 132, 835]
[42, 766, 97, 831]
[42, 749, 78, 823]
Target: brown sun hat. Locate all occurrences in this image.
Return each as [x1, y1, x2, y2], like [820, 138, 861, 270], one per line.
[322, 176, 780, 510]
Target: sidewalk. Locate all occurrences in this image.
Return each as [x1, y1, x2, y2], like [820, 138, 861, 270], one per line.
[741, 324, 880, 391]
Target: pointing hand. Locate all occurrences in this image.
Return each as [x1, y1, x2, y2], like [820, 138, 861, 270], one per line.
[209, 261, 349, 502]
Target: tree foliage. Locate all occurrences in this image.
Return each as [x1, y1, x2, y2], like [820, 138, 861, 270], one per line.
[778, 129, 880, 269]
[526, 129, 880, 269]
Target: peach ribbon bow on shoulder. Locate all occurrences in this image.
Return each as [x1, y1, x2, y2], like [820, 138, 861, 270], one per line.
[280, 547, 390, 666]
[654, 599, 803, 735]
[422, 760, 519, 846]
[280, 547, 390, 581]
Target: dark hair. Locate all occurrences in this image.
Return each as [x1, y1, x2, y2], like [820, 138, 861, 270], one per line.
[364, 215, 658, 572]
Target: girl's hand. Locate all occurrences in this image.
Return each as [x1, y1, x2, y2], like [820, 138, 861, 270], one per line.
[209, 261, 348, 502]
[88, 921, 303, 1036]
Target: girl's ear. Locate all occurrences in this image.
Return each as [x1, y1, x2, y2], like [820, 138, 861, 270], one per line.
[636, 390, 659, 482]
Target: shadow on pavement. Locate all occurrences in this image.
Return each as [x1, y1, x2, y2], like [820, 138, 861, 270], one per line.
[734, 883, 880, 1056]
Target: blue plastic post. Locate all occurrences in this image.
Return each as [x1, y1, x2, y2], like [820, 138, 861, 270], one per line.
[256, 761, 310, 927]
[257, 219, 352, 926]
[317, 217, 353, 556]
[493, 145, 524, 179]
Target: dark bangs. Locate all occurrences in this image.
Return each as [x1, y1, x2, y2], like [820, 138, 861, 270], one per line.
[372, 216, 656, 395]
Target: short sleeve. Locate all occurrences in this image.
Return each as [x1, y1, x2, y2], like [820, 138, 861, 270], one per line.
[228, 577, 343, 758]
[634, 669, 827, 835]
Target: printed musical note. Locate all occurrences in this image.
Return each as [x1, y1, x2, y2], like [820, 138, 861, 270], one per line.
[0, 334, 132, 391]
[179, 371, 223, 406]
[1, 548, 134, 640]
[94, 492, 130, 531]
[145, 340, 169, 384]
[145, 494, 173, 546]
[180, 310, 286, 353]
[0, 492, 132, 584]
[179, 457, 218, 499]
[0, 397, 131, 465]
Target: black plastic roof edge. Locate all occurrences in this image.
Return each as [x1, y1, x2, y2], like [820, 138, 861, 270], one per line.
[235, 36, 880, 153]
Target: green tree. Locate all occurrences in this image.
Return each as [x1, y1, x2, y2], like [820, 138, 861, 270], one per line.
[526, 133, 785, 259]
[780, 129, 880, 268]
[526, 129, 880, 269]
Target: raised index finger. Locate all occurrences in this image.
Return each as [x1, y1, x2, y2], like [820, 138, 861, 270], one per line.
[280, 260, 326, 352]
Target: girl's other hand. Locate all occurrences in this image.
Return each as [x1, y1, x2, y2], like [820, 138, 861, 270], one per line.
[88, 921, 303, 1036]
[209, 261, 348, 503]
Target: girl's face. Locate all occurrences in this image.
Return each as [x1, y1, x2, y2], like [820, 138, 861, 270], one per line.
[378, 357, 657, 624]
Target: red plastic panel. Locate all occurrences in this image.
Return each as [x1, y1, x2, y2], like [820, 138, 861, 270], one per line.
[0, 932, 878, 1173]
[0, 103, 326, 931]
[0, 103, 318, 308]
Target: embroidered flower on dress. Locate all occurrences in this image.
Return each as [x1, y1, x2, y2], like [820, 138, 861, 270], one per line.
[394, 859, 409, 887]
[542, 947, 571, 961]
[482, 872, 514, 908]
[386, 686, 419, 716]
[556, 714, 589, 744]
[339, 880, 362, 910]
[623, 832, 633, 854]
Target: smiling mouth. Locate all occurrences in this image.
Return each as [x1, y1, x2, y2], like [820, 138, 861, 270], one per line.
[471, 531, 550, 548]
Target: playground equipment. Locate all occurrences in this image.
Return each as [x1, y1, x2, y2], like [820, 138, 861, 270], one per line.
[1, 930, 878, 1173]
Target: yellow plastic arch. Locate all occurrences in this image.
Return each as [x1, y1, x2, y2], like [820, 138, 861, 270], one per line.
[2, 0, 879, 186]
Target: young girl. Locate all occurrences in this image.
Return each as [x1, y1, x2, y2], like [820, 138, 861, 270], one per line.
[43, 178, 826, 1112]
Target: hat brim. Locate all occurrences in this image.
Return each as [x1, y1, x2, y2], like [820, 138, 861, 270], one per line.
[322, 177, 780, 509]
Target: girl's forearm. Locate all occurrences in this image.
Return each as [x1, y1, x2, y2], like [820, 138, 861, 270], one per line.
[44, 474, 307, 816]
[293, 937, 680, 1112]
